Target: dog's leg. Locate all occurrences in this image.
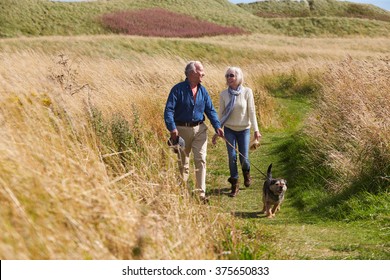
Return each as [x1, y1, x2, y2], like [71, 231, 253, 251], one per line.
[266, 202, 273, 218]
[261, 194, 266, 213]
[271, 203, 280, 217]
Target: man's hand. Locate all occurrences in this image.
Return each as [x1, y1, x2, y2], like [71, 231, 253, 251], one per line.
[170, 129, 179, 141]
[212, 128, 224, 145]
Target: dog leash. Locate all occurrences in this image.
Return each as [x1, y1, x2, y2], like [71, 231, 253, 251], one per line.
[219, 135, 268, 179]
[179, 122, 268, 178]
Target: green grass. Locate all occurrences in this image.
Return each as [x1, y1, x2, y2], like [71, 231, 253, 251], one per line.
[240, 0, 390, 21]
[207, 70, 389, 259]
[239, 0, 390, 37]
[0, 0, 270, 38]
[265, 16, 390, 37]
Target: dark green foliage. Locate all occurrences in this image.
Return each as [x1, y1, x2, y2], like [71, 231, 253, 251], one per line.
[89, 107, 140, 172]
[110, 113, 136, 167]
[263, 71, 321, 98]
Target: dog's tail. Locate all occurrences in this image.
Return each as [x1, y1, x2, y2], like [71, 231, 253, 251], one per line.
[266, 163, 273, 180]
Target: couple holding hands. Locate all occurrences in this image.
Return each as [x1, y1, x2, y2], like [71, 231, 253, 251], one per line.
[164, 61, 261, 201]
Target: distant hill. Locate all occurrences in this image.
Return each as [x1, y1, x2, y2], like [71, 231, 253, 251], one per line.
[239, 0, 390, 37]
[0, 0, 269, 37]
[0, 0, 390, 38]
[239, 0, 390, 21]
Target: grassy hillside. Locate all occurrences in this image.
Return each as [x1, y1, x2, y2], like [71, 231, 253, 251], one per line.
[264, 16, 390, 37]
[239, 0, 390, 37]
[0, 0, 272, 38]
[239, 0, 390, 21]
[1, 0, 390, 38]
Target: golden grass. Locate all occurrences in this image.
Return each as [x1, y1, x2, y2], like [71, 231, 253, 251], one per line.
[1, 34, 389, 259]
[0, 91, 230, 259]
[0, 51, 230, 259]
[305, 57, 390, 192]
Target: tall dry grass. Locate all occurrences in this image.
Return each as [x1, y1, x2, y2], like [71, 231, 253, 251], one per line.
[304, 57, 390, 192]
[0, 44, 316, 259]
[1, 34, 389, 259]
[0, 41, 281, 259]
[0, 51, 235, 259]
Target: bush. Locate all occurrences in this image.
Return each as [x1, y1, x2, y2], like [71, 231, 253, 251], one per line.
[100, 8, 247, 38]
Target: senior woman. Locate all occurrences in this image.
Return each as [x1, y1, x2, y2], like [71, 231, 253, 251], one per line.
[213, 66, 261, 197]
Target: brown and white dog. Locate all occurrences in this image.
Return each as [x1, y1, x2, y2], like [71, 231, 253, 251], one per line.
[262, 164, 287, 218]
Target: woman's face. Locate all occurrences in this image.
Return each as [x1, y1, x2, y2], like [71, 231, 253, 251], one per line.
[226, 71, 239, 89]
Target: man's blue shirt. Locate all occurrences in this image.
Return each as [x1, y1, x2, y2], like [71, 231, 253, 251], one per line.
[164, 79, 221, 132]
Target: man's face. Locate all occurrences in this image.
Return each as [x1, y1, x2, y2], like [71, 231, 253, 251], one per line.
[191, 63, 205, 84]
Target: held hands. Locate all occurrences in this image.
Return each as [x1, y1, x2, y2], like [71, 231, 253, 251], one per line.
[212, 128, 224, 145]
[216, 127, 224, 137]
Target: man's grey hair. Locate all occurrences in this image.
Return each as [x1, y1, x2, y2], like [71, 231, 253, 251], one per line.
[185, 61, 202, 77]
[225, 66, 244, 86]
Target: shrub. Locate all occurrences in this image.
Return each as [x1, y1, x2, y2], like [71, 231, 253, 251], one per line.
[261, 71, 321, 99]
[100, 8, 247, 38]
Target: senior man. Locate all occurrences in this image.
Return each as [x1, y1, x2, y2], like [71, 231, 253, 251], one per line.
[164, 61, 224, 202]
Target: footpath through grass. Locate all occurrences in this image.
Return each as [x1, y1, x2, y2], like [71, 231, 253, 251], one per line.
[207, 95, 389, 260]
